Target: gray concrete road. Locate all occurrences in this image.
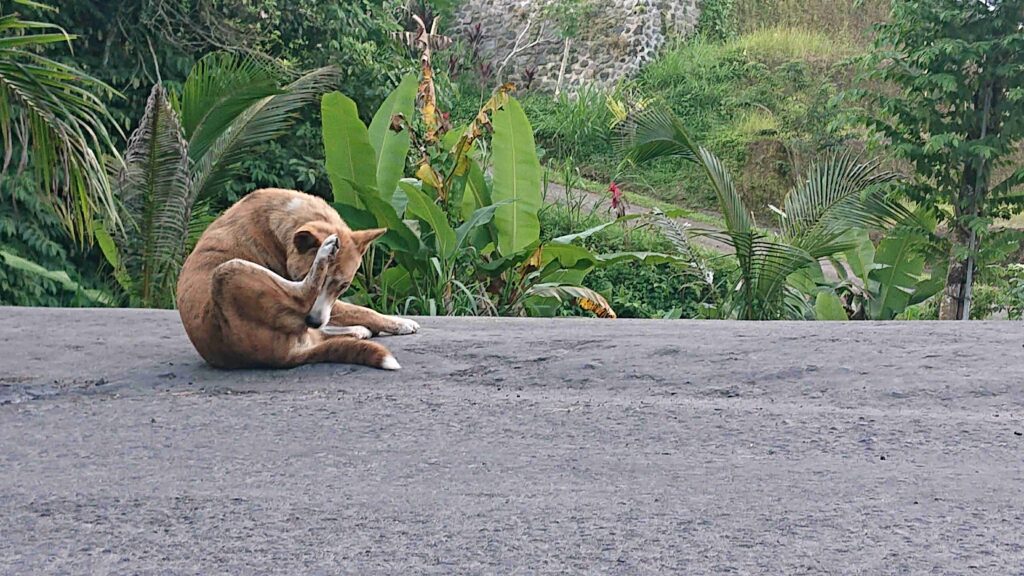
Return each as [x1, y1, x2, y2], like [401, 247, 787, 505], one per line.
[1, 307, 1023, 575]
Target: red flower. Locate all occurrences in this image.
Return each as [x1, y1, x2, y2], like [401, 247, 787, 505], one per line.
[609, 182, 622, 206]
[609, 182, 627, 217]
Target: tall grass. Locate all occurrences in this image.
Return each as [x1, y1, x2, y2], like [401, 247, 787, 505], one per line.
[730, 27, 852, 62]
[734, 0, 890, 45]
[525, 85, 613, 160]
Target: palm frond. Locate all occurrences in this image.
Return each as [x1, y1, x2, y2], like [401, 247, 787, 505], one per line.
[779, 152, 907, 240]
[613, 106, 697, 164]
[728, 232, 816, 319]
[177, 52, 282, 162]
[695, 146, 754, 234]
[616, 107, 753, 234]
[113, 84, 191, 308]
[190, 63, 339, 201]
[0, 5, 123, 243]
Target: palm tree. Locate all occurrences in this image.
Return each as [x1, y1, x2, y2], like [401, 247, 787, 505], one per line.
[103, 52, 338, 307]
[616, 108, 914, 320]
[0, 0, 122, 244]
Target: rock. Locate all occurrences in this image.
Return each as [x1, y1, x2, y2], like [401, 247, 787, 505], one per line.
[451, 0, 700, 94]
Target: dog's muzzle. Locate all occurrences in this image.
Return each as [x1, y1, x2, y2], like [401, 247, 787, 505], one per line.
[305, 314, 323, 329]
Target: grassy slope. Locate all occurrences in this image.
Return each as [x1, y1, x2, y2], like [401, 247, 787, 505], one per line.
[523, 34, 867, 225]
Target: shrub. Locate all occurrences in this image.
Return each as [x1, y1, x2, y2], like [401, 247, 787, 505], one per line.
[539, 206, 730, 318]
[0, 177, 111, 306]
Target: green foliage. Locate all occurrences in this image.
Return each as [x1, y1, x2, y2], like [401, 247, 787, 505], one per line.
[525, 85, 613, 161]
[0, 0, 122, 244]
[491, 98, 543, 256]
[323, 80, 683, 318]
[323, 91, 380, 207]
[0, 175, 111, 306]
[109, 85, 190, 308]
[854, 0, 1024, 216]
[541, 0, 600, 40]
[524, 31, 854, 219]
[618, 107, 917, 320]
[46, 0, 405, 123]
[696, 0, 737, 42]
[734, 0, 890, 44]
[368, 74, 419, 201]
[851, 0, 1024, 318]
[101, 53, 335, 307]
[540, 206, 729, 318]
[42, 0, 407, 204]
[970, 263, 1024, 321]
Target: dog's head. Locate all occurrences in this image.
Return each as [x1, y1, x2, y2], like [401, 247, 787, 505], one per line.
[286, 221, 386, 327]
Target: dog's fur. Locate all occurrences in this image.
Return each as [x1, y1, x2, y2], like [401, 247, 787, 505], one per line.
[176, 188, 418, 370]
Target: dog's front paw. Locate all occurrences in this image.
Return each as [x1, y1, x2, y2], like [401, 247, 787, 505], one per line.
[316, 234, 340, 261]
[387, 316, 419, 335]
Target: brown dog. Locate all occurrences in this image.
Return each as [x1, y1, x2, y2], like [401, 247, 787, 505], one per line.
[176, 188, 419, 370]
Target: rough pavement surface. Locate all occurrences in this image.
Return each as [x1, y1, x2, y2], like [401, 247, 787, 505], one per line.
[1, 307, 1023, 575]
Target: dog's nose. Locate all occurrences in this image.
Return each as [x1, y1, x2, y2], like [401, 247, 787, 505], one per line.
[304, 315, 321, 328]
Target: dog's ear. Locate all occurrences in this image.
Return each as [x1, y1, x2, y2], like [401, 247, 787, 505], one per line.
[351, 228, 387, 253]
[292, 225, 324, 253]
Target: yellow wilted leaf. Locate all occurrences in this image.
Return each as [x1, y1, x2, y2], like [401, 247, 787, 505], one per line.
[577, 297, 617, 319]
[416, 163, 444, 193]
[607, 98, 627, 128]
[524, 245, 544, 271]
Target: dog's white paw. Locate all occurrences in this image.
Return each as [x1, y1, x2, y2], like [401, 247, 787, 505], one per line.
[380, 355, 401, 370]
[316, 234, 340, 261]
[387, 316, 419, 335]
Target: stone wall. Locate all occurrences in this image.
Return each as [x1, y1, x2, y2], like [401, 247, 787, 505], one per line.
[451, 0, 701, 93]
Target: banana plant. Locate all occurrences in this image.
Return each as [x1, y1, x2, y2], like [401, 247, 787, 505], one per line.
[99, 53, 337, 308]
[816, 217, 945, 320]
[617, 107, 917, 320]
[322, 78, 646, 317]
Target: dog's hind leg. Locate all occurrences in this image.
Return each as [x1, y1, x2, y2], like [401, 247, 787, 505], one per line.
[289, 338, 400, 370]
[327, 301, 420, 336]
[212, 234, 339, 333]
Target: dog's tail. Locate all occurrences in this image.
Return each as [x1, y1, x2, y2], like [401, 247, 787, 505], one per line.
[293, 339, 401, 370]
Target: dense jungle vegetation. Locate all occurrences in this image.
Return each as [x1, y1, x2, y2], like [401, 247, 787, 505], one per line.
[1, 0, 1022, 320]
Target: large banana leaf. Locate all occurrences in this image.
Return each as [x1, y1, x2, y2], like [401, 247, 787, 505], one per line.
[814, 292, 848, 320]
[400, 181, 456, 258]
[868, 230, 927, 320]
[368, 73, 417, 202]
[337, 179, 421, 255]
[491, 98, 542, 257]
[525, 283, 617, 318]
[112, 84, 191, 308]
[323, 92, 378, 207]
[455, 201, 509, 253]
[461, 158, 492, 219]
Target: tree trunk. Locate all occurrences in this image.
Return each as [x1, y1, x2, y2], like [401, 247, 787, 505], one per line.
[940, 83, 995, 320]
[554, 38, 571, 97]
[938, 225, 971, 320]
